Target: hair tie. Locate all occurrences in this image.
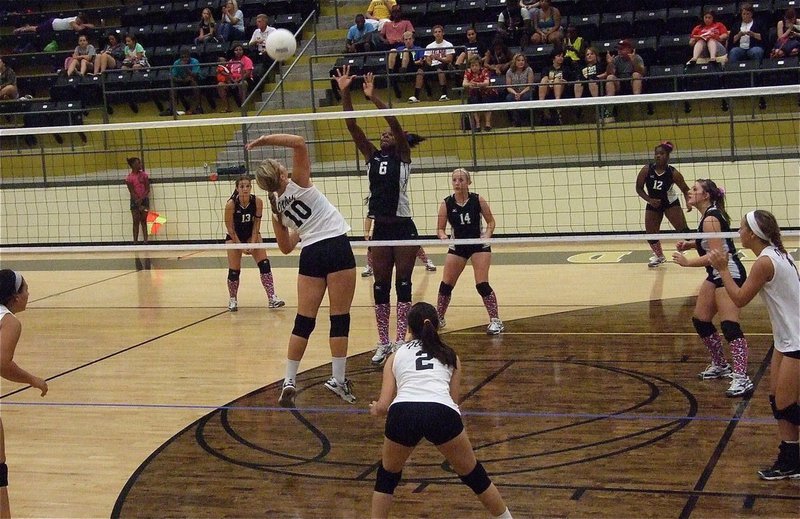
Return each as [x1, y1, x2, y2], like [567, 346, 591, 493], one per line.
[746, 211, 770, 244]
[13, 271, 22, 293]
[423, 318, 432, 326]
[717, 186, 725, 196]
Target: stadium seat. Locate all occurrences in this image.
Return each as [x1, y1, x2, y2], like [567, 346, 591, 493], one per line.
[415, 26, 435, 47]
[630, 37, 658, 67]
[427, 1, 458, 27]
[666, 6, 702, 36]
[474, 21, 499, 41]
[444, 24, 472, 46]
[567, 14, 600, 44]
[723, 60, 760, 88]
[174, 22, 201, 41]
[656, 34, 691, 65]
[50, 74, 82, 102]
[523, 44, 554, 70]
[168, 1, 197, 23]
[274, 13, 302, 34]
[403, 3, 428, 25]
[122, 4, 153, 28]
[598, 11, 634, 41]
[551, 0, 575, 17]
[759, 56, 800, 86]
[263, 0, 293, 16]
[684, 62, 722, 91]
[646, 64, 682, 93]
[704, 3, 738, 29]
[633, 9, 667, 39]
[455, 0, 487, 24]
[152, 45, 182, 67]
[484, 0, 508, 16]
[641, 0, 671, 9]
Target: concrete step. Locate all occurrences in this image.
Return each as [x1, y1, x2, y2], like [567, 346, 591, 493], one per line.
[215, 121, 319, 167]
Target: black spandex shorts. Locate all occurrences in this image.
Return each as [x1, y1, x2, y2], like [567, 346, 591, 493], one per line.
[708, 273, 746, 288]
[372, 218, 418, 242]
[645, 199, 680, 214]
[781, 349, 800, 360]
[130, 197, 149, 211]
[298, 234, 356, 278]
[448, 244, 491, 259]
[385, 401, 463, 447]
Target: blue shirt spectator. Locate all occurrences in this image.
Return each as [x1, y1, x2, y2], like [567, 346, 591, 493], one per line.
[346, 14, 377, 53]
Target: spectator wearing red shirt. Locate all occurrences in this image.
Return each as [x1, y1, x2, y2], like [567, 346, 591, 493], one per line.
[688, 11, 729, 64]
[217, 43, 253, 112]
[462, 57, 495, 131]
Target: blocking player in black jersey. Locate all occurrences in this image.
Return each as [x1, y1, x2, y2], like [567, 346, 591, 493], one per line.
[635, 141, 691, 267]
[335, 66, 426, 365]
[435, 168, 503, 335]
[223, 175, 284, 311]
[673, 179, 753, 398]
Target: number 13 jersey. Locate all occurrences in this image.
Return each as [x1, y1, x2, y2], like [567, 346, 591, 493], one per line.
[276, 180, 351, 246]
[391, 340, 460, 413]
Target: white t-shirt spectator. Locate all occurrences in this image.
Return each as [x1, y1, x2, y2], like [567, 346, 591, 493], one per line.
[425, 40, 455, 66]
[249, 25, 276, 54]
[52, 17, 78, 31]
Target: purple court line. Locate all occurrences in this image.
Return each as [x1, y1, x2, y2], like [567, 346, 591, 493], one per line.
[0, 401, 775, 424]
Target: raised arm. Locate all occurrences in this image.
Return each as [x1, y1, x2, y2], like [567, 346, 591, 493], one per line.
[334, 65, 377, 159]
[363, 72, 410, 161]
[245, 133, 312, 187]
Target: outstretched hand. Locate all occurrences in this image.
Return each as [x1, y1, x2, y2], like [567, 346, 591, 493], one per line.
[362, 72, 375, 99]
[333, 65, 355, 91]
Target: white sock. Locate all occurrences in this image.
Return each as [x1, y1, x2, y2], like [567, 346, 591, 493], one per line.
[284, 360, 300, 385]
[332, 356, 347, 384]
[494, 508, 512, 519]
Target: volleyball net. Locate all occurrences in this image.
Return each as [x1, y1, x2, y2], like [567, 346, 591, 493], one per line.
[0, 85, 798, 250]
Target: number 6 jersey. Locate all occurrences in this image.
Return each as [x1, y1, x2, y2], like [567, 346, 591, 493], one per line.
[275, 180, 351, 246]
[391, 340, 460, 413]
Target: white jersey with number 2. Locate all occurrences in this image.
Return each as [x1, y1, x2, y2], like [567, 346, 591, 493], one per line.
[391, 339, 460, 413]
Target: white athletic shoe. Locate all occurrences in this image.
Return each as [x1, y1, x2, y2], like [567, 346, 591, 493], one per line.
[439, 94, 450, 101]
[371, 342, 394, 365]
[361, 265, 373, 277]
[424, 260, 437, 272]
[408, 96, 420, 103]
[278, 381, 297, 408]
[487, 318, 504, 335]
[726, 374, 754, 397]
[648, 255, 667, 268]
[698, 363, 732, 380]
[438, 315, 446, 329]
[268, 297, 285, 309]
[324, 377, 356, 404]
[228, 297, 238, 312]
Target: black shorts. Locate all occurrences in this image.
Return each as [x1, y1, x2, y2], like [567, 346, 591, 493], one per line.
[225, 231, 253, 243]
[645, 199, 680, 213]
[372, 218, 418, 242]
[130, 197, 149, 211]
[707, 273, 746, 288]
[781, 349, 800, 360]
[448, 244, 491, 259]
[298, 234, 356, 278]
[385, 402, 463, 447]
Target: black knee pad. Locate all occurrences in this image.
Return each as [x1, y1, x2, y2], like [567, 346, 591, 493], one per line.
[373, 281, 391, 305]
[374, 464, 402, 495]
[396, 278, 412, 302]
[459, 461, 491, 495]
[292, 314, 316, 339]
[0, 462, 7, 487]
[476, 282, 493, 298]
[257, 259, 272, 274]
[770, 395, 779, 419]
[329, 313, 351, 338]
[775, 402, 800, 426]
[439, 282, 453, 297]
[647, 240, 660, 245]
[692, 317, 716, 338]
[721, 320, 744, 342]
[228, 269, 241, 282]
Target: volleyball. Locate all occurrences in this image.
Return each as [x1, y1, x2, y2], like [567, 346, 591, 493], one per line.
[265, 29, 296, 61]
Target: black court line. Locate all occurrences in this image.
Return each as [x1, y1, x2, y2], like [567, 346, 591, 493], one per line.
[28, 270, 139, 304]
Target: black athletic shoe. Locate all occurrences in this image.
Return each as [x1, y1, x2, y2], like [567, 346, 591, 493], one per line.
[758, 442, 800, 480]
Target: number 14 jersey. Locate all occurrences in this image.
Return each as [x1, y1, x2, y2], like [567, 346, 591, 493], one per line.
[276, 180, 351, 246]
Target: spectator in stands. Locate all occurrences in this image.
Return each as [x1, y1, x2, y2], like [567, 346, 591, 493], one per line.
[366, 0, 396, 30]
[455, 27, 488, 69]
[248, 13, 276, 80]
[346, 14, 376, 53]
[463, 56, 495, 131]
[424, 25, 456, 102]
[379, 5, 414, 64]
[171, 49, 203, 115]
[728, 4, 766, 63]
[195, 7, 218, 44]
[529, 0, 562, 48]
[770, 8, 800, 58]
[121, 34, 149, 70]
[217, 44, 253, 112]
[497, 6, 525, 47]
[218, 0, 245, 42]
[574, 47, 604, 99]
[687, 11, 729, 65]
[519, 0, 541, 33]
[0, 58, 19, 100]
[538, 49, 572, 125]
[485, 38, 513, 77]
[505, 53, 534, 127]
[397, 31, 427, 102]
[94, 32, 124, 75]
[605, 40, 645, 98]
[13, 14, 94, 36]
[563, 25, 585, 66]
[66, 34, 96, 77]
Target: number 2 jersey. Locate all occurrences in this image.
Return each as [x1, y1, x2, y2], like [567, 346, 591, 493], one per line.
[391, 340, 460, 413]
[275, 180, 350, 246]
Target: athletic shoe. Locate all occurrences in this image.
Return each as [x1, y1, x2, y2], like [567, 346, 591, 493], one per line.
[21, 94, 33, 100]
[648, 255, 667, 268]
[438, 94, 450, 101]
[408, 96, 420, 103]
[324, 377, 356, 404]
[698, 363, 732, 380]
[758, 443, 800, 480]
[268, 297, 285, 309]
[361, 265, 373, 277]
[278, 381, 297, 408]
[725, 374, 754, 397]
[424, 260, 437, 272]
[438, 316, 446, 329]
[487, 318, 504, 335]
[371, 342, 394, 365]
[228, 297, 238, 312]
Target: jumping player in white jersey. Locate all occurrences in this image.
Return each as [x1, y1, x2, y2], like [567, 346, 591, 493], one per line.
[369, 302, 512, 519]
[708, 210, 800, 480]
[246, 134, 357, 407]
[0, 270, 49, 518]
[673, 179, 753, 397]
[335, 66, 426, 365]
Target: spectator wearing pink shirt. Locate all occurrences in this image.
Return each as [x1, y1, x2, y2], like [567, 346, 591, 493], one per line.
[125, 157, 151, 244]
[217, 43, 254, 112]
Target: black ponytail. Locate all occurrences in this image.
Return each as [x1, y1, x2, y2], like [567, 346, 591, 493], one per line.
[405, 133, 426, 149]
[407, 302, 457, 369]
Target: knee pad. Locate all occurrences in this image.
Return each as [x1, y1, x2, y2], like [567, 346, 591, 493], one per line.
[396, 278, 412, 302]
[439, 282, 453, 297]
[257, 259, 272, 274]
[770, 395, 779, 420]
[459, 462, 491, 495]
[291, 314, 316, 340]
[721, 320, 744, 342]
[373, 281, 391, 305]
[329, 313, 351, 338]
[476, 282, 493, 298]
[227, 269, 241, 282]
[374, 464, 402, 495]
[775, 402, 800, 426]
[692, 317, 716, 338]
[0, 462, 7, 487]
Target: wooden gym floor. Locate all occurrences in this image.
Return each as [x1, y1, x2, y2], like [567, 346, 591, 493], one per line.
[0, 242, 798, 518]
